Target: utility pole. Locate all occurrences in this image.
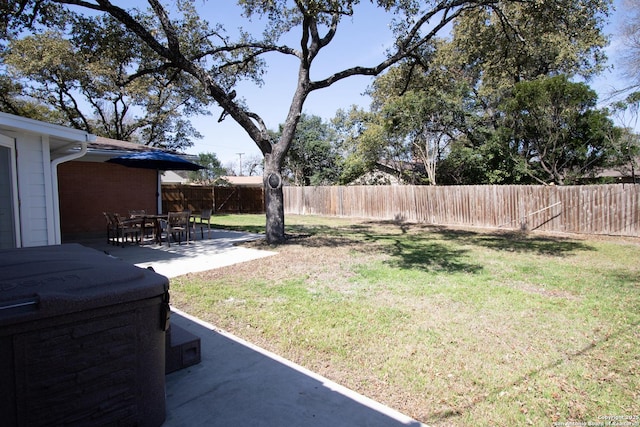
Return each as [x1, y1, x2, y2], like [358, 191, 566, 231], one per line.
[236, 152, 244, 176]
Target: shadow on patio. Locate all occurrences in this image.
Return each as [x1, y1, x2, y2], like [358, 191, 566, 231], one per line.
[73, 229, 276, 278]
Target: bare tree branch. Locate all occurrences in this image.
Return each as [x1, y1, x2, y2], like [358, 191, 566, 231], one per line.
[309, 1, 490, 91]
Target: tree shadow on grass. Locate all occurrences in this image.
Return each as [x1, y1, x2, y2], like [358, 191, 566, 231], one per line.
[364, 220, 595, 258]
[360, 231, 484, 274]
[242, 219, 594, 273]
[389, 235, 483, 273]
[247, 222, 482, 274]
[440, 228, 596, 257]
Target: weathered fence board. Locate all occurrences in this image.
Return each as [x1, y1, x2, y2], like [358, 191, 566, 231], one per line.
[162, 184, 213, 213]
[162, 185, 264, 214]
[213, 186, 265, 213]
[283, 184, 640, 237]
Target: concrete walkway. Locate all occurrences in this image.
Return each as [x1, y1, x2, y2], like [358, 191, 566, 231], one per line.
[80, 231, 425, 427]
[84, 229, 276, 278]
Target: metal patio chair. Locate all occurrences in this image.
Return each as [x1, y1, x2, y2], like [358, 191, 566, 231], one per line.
[196, 209, 213, 239]
[166, 211, 192, 247]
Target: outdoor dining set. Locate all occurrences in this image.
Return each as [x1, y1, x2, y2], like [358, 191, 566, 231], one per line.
[103, 209, 213, 247]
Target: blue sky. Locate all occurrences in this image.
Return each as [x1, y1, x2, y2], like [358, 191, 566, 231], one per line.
[158, 1, 635, 171]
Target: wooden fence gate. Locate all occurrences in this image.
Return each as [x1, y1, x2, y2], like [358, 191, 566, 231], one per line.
[162, 184, 264, 214]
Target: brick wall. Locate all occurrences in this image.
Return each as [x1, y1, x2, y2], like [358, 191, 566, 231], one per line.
[58, 161, 158, 238]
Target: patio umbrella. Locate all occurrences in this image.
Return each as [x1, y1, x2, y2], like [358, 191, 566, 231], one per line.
[107, 151, 206, 171]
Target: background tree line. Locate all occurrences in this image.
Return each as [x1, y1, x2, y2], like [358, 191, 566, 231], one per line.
[277, 0, 640, 186]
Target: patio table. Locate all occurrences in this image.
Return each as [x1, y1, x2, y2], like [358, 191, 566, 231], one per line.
[130, 214, 168, 245]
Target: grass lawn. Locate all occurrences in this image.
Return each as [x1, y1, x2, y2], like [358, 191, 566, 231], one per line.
[174, 214, 640, 426]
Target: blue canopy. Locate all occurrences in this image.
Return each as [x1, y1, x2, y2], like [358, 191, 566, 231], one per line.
[107, 151, 205, 171]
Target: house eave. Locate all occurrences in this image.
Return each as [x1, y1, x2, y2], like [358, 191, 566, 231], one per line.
[0, 112, 95, 144]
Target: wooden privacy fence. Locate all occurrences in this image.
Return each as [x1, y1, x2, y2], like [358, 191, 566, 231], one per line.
[212, 186, 265, 213]
[162, 185, 212, 213]
[283, 184, 640, 237]
[162, 185, 264, 214]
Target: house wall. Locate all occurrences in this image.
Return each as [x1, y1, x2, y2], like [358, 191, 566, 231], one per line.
[8, 132, 56, 247]
[58, 161, 158, 238]
[19, 134, 55, 246]
[0, 134, 19, 248]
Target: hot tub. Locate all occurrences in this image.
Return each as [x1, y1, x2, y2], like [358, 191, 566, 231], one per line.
[0, 244, 170, 427]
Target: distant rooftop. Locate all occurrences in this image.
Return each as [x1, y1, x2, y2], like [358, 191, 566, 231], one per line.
[90, 136, 158, 152]
[220, 176, 263, 187]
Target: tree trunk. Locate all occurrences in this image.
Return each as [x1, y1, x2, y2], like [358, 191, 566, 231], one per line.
[261, 61, 309, 244]
[263, 159, 286, 244]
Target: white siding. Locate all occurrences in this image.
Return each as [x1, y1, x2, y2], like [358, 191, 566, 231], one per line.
[15, 133, 55, 247]
[0, 134, 19, 248]
[0, 112, 93, 248]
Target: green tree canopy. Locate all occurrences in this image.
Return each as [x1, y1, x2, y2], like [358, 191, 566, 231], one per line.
[366, 42, 469, 185]
[498, 75, 617, 184]
[189, 152, 227, 184]
[1, 13, 210, 150]
[350, 0, 615, 185]
[279, 114, 341, 186]
[332, 106, 390, 184]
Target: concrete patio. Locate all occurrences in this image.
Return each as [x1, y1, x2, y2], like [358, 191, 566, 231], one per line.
[79, 231, 425, 427]
[80, 229, 276, 279]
